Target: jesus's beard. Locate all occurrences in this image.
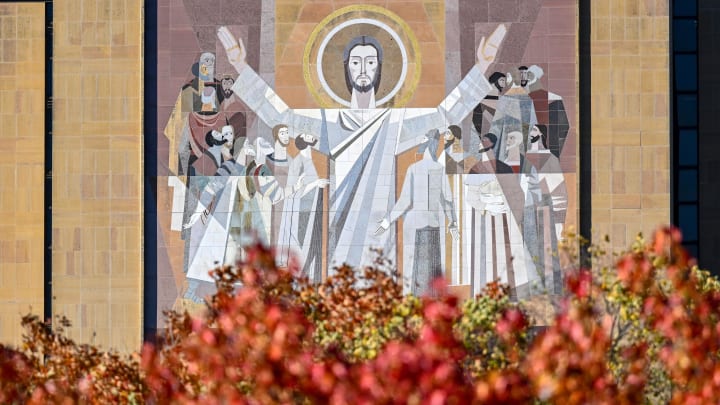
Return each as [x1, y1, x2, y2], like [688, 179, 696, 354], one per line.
[352, 80, 374, 94]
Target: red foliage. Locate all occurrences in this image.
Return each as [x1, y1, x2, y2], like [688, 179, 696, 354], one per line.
[640, 228, 720, 404]
[1, 227, 720, 403]
[0, 345, 33, 403]
[524, 280, 623, 403]
[141, 252, 474, 404]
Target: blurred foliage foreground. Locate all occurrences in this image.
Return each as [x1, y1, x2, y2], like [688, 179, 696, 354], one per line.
[3, 227, 720, 404]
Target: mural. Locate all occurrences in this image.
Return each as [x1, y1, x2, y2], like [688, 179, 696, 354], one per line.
[155, 0, 577, 318]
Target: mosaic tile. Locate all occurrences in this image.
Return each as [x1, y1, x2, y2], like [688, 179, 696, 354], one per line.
[153, 0, 580, 319]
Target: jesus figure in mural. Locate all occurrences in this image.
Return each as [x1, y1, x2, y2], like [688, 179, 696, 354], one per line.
[217, 23, 509, 279]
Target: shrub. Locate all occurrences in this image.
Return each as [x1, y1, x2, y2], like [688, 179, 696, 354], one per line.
[1, 228, 719, 403]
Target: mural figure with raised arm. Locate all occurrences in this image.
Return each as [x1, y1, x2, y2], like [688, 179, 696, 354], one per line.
[154, 2, 579, 317]
[216, 21, 507, 272]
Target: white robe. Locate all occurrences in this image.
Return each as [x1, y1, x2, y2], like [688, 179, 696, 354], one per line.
[231, 64, 492, 273]
[186, 176, 243, 283]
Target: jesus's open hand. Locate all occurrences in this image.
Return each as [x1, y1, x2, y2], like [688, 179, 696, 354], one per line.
[217, 26, 247, 74]
[476, 24, 507, 74]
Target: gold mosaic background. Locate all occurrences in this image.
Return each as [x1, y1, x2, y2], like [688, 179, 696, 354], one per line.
[275, 0, 445, 108]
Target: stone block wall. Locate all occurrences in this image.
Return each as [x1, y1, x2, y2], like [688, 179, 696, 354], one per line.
[590, 0, 670, 250]
[0, 2, 45, 347]
[51, 0, 143, 351]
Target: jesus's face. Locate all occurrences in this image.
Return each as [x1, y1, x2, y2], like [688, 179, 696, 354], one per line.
[347, 45, 379, 93]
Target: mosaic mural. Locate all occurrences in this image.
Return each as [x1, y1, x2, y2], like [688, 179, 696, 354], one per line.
[155, 0, 577, 318]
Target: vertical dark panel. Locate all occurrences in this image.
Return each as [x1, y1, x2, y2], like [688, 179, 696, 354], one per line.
[579, 0, 591, 263]
[144, 0, 159, 342]
[673, 0, 700, 264]
[44, 0, 54, 324]
[698, 0, 720, 273]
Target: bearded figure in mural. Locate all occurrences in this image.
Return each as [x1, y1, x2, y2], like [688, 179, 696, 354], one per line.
[216, 24, 509, 278]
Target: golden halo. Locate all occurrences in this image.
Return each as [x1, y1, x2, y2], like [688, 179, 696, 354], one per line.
[303, 5, 421, 108]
